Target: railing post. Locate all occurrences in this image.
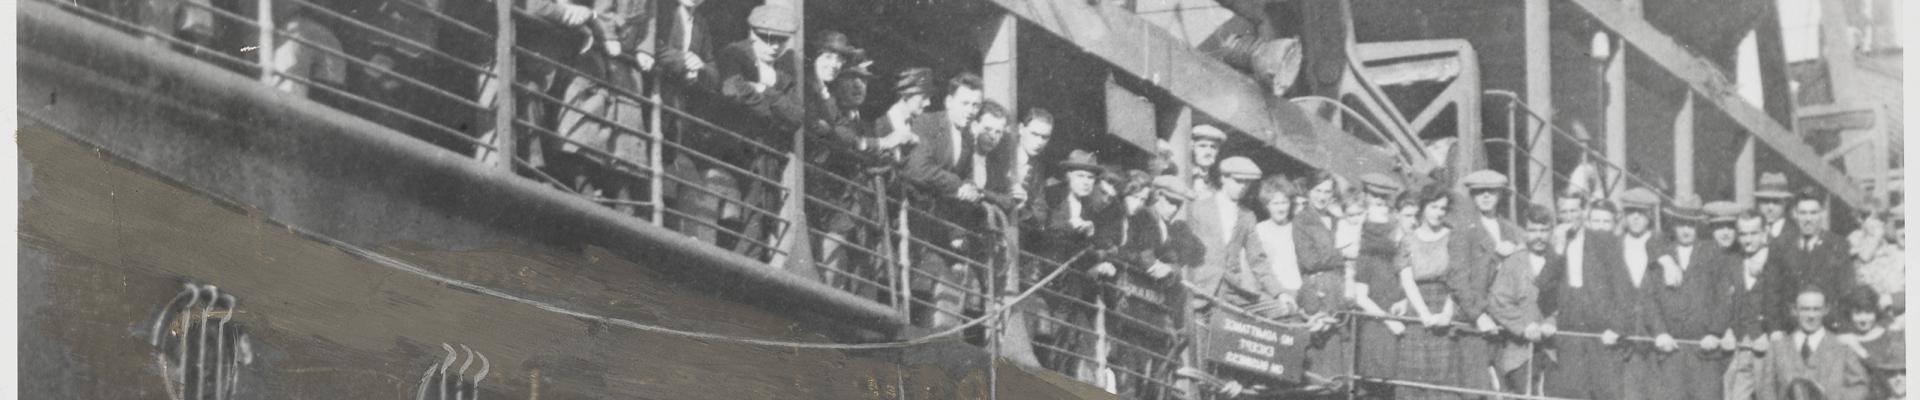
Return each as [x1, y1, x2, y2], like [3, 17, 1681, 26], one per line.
[648, 9, 665, 225]
[490, 0, 517, 172]
[256, 0, 275, 83]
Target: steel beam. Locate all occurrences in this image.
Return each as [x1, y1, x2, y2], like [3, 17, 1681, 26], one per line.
[1525, 0, 1553, 202]
[1567, 0, 1870, 208]
[982, 0, 1398, 179]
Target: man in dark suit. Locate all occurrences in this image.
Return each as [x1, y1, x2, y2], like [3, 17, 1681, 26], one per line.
[1754, 172, 1796, 243]
[1541, 200, 1636, 400]
[1616, 188, 1681, 400]
[1726, 212, 1792, 400]
[699, 3, 802, 258]
[1772, 190, 1855, 330]
[1647, 194, 1735, 400]
[1756, 288, 1870, 400]
[900, 72, 986, 328]
[1022, 149, 1110, 377]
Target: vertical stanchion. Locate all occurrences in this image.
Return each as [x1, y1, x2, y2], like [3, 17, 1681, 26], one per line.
[647, 8, 665, 225]
[1348, 313, 1360, 400]
[255, 0, 275, 83]
[490, 0, 517, 172]
[1507, 99, 1519, 217]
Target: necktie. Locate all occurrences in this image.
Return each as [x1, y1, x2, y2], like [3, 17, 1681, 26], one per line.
[1801, 338, 1812, 361]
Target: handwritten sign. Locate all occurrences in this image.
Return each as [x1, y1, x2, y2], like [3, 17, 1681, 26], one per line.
[1200, 311, 1307, 383]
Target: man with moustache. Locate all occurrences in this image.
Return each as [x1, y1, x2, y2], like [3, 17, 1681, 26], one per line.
[1489, 203, 1562, 395]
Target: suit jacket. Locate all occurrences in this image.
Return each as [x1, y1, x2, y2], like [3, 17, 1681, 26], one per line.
[902, 111, 974, 197]
[1773, 230, 1855, 307]
[1653, 242, 1735, 339]
[1543, 230, 1636, 334]
[1490, 248, 1555, 372]
[1730, 247, 1791, 339]
[1184, 194, 1266, 308]
[654, 1, 715, 86]
[711, 40, 802, 136]
[1756, 331, 1869, 400]
[1454, 215, 1522, 324]
[1619, 232, 1672, 340]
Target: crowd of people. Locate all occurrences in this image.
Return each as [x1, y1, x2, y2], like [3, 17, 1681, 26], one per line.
[65, 0, 1907, 399]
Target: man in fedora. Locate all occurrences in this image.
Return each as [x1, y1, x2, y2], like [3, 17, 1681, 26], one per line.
[1755, 172, 1795, 242]
[1025, 149, 1113, 380]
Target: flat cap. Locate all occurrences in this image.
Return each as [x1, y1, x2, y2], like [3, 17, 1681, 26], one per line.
[747, 4, 799, 35]
[1153, 175, 1194, 202]
[1703, 200, 1745, 223]
[1462, 170, 1510, 191]
[1191, 125, 1227, 142]
[1755, 172, 1792, 199]
[1618, 187, 1661, 210]
[1360, 173, 1403, 197]
[1218, 156, 1262, 180]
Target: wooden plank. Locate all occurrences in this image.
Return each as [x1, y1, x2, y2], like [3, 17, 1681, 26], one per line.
[1567, 0, 1869, 208]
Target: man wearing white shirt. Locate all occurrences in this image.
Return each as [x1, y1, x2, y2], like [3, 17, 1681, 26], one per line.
[1726, 212, 1788, 400]
[1616, 187, 1680, 400]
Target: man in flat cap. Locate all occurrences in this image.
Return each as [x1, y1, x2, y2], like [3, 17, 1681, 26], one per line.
[1187, 125, 1227, 198]
[1644, 193, 1737, 400]
[1185, 156, 1269, 313]
[1614, 187, 1682, 400]
[1451, 170, 1524, 393]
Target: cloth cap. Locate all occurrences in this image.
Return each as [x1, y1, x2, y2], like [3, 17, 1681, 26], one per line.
[1462, 170, 1510, 191]
[1755, 172, 1792, 199]
[1153, 175, 1194, 202]
[1618, 187, 1661, 210]
[1703, 200, 1745, 223]
[1057, 149, 1101, 174]
[1218, 156, 1262, 180]
[748, 4, 799, 35]
[1360, 173, 1403, 197]
[1191, 125, 1227, 142]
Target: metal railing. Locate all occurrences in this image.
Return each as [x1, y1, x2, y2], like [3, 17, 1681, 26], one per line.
[1484, 91, 1677, 207]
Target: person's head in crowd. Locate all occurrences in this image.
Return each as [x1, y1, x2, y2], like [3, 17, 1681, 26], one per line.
[1792, 189, 1829, 237]
[1190, 125, 1225, 170]
[1619, 188, 1659, 237]
[1845, 286, 1884, 334]
[1151, 175, 1192, 221]
[1667, 194, 1706, 247]
[1523, 203, 1555, 253]
[1216, 156, 1261, 202]
[1558, 190, 1588, 228]
[972, 100, 1009, 149]
[1258, 175, 1299, 224]
[1019, 108, 1054, 157]
[746, 4, 797, 64]
[944, 73, 985, 128]
[1123, 170, 1154, 214]
[1358, 173, 1401, 211]
[830, 72, 868, 111]
[893, 68, 935, 115]
[1396, 191, 1421, 233]
[1301, 170, 1340, 215]
[1705, 200, 1744, 248]
[1058, 150, 1101, 199]
[810, 30, 862, 83]
[1793, 287, 1831, 334]
[1463, 170, 1509, 216]
[1414, 183, 1453, 229]
[1340, 185, 1368, 221]
[1738, 211, 1770, 255]
[1756, 172, 1792, 224]
[1585, 200, 1619, 233]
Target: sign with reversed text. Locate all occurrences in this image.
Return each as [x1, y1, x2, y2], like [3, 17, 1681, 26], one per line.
[1200, 311, 1308, 384]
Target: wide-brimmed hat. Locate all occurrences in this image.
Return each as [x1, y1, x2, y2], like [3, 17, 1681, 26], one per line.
[1755, 172, 1792, 199]
[1057, 149, 1102, 174]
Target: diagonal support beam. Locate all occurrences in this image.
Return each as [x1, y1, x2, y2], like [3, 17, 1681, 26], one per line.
[1567, 0, 1869, 208]
[982, 0, 1398, 179]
